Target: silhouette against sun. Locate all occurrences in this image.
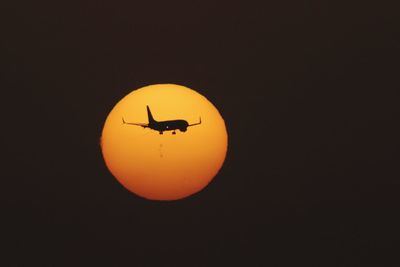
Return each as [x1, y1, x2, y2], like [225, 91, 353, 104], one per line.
[101, 84, 228, 200]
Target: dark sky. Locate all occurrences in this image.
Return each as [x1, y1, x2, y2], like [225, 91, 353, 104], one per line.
[2, 0, 399, 266]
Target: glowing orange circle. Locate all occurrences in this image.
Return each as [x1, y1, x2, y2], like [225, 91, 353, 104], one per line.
[101, 84, 228, 200]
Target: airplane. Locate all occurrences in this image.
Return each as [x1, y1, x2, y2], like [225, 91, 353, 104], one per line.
[122, 105, 201, 135]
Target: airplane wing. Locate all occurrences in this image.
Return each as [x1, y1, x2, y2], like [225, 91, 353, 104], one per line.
[122, 117, 148, 128]
[188, 117, 202, 127]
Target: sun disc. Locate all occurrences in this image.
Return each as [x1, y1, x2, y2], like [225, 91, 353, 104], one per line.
[101, 84, 228, 200]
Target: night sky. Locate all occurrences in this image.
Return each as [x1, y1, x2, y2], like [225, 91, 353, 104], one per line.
[3, 1, 399, 266]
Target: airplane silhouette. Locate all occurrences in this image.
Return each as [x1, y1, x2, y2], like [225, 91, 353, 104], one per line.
[122, 106, 201, 135]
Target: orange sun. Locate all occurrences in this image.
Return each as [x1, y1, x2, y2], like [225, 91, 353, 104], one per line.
[101, 84, 228, 200]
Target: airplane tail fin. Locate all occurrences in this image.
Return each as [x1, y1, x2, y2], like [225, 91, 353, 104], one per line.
[146, 105, 156, 123]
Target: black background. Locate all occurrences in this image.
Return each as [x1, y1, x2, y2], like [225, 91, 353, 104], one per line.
[2, 0, 399, 266]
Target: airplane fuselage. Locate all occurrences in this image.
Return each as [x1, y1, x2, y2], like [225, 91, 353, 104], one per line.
[149, 119, 189, 134]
